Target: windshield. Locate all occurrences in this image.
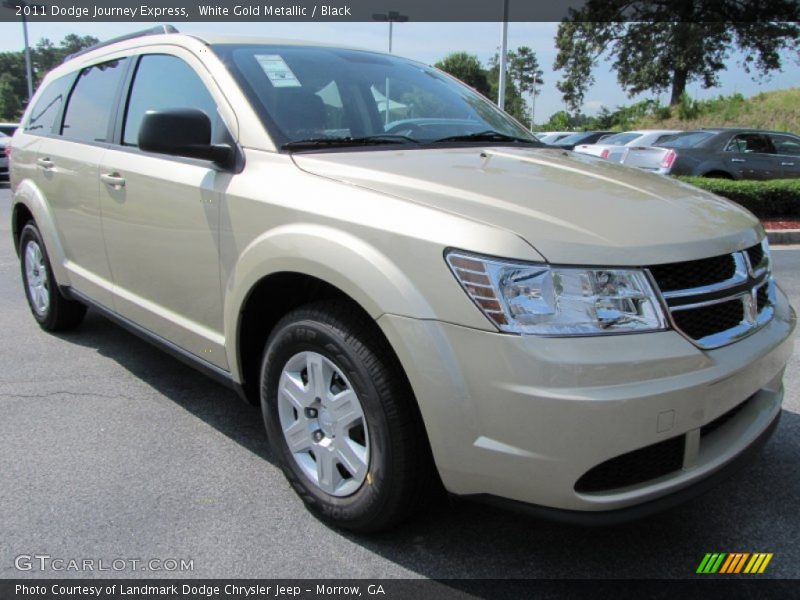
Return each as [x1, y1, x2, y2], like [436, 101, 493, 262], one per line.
[213, 44, 538, 149]
[554, 132, 593, 145]
[599, 132, 641, 146]
[658, 131, 713, 148]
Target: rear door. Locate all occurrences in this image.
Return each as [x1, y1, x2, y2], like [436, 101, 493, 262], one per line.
[769, 133, 800, 178]
[722, 133, 781, 180]
[98, 50, 235, 369]
[35, 59, 130, 306]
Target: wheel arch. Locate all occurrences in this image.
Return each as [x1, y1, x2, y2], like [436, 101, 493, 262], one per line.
[225, 224, 436, 403]
[11, 180, 70, 284]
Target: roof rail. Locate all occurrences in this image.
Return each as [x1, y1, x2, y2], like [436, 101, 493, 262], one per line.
[62, 25, 179, 63]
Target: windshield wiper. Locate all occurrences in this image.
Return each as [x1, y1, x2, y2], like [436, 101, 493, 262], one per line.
[431, 130, 540, 144]
[282, 135, 421, 151]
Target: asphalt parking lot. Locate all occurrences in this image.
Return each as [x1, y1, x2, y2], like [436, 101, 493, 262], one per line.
[0, 183, 798, 580]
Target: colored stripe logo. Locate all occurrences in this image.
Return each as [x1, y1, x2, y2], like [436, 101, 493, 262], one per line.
[697, 553, 773, 574]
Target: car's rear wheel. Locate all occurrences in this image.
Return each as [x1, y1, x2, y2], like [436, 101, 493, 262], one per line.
[260, 300, 436, 532]
[19, 222, 86, 331]
[703, 170, 734, 180]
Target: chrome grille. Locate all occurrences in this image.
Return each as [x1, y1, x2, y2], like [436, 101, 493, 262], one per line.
[647, 240, 775, 349]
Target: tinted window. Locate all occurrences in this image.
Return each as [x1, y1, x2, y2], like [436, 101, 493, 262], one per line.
[25, 75, 73, 134]
[725, 134, 775, 154]
[123, 55, 219, 146]
[62, 59, 128, 143]
[771, 134, 800, 157]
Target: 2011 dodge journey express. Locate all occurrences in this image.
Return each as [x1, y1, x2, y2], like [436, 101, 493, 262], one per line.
[9, 28, 796, 532]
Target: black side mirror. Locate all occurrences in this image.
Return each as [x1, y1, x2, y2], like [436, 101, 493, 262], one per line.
[138, 108, 233, 168]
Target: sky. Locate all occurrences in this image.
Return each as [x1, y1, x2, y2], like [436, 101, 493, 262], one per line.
[0, 21, 798, 123]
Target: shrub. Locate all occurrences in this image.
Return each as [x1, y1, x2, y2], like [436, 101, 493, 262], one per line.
[676, 176, 800, 218]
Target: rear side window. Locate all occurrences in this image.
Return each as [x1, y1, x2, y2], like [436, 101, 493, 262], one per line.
[771, 134, 800, 156]
[725, 134, 775, 154]
[123, 54, 219, 146]
[25, 75, 73, 134]
[62, 59, 128, 143]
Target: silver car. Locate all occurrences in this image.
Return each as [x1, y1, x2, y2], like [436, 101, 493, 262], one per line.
[574, 129, 682, 162]
[0, 132, 10, 180]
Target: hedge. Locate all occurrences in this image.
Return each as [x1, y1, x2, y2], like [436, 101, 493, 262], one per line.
[676, 176, 800, 218]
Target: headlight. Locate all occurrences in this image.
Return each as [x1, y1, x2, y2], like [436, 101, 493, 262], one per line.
[446, 250, 667, 335]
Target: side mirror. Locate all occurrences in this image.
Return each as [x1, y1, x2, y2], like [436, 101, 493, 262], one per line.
[138, 108, 233, 167]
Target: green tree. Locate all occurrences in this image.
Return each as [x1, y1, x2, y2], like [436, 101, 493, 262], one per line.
[508, 46, 544, 127]
[488, 51, 529, 124]
[434, 52, 491, 97]
[0, 73, 23, 120]
[0, 34, 99, 119]
[554, 0, 800, 112]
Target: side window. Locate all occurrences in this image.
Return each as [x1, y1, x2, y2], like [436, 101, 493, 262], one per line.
[123, 54, 220, 147]
[771, 134, 800, 157]
[25, 75, 73, 135]
[725, 134, 775, 154]
[62, 59, 128, 143]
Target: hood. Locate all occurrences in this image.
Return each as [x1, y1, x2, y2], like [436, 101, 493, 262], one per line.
[292, 146, 761, 266]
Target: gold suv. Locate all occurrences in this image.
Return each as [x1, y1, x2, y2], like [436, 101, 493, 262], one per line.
[9, 28, 796, 531]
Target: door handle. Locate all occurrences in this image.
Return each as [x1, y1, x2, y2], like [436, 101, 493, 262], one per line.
[781, 161, 795, 166]
[36, 157, 55, 170]
[730, 158, 746, 163]
[100, 172, 126, 188]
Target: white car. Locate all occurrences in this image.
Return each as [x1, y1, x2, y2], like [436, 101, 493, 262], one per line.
[574, 130, 681, 162]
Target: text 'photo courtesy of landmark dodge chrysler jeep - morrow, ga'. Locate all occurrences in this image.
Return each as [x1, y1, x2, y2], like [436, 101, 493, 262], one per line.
[8, 27, 796, 532]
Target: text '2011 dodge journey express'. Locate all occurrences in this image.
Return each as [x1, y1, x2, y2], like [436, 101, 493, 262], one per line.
[10, 28, 795, 532]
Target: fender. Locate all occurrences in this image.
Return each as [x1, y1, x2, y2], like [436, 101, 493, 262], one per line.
[12, 178, 71, 286]
[223, 223, 435, 383]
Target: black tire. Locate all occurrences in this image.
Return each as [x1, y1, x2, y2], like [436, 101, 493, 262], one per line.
[260, 300, 437, 532]
[19, 222, 86, 331]
[702, 171, 734, 180]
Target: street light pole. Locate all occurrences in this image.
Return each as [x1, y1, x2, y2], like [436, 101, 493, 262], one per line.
[372, 11, 408, 126]
[3, 0, 35, 100]
[497, 0, 509, 110]
[21, 9, 34, 99]
[372, 10, 409, 54]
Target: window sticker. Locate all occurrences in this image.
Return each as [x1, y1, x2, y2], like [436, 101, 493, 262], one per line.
[255, 54, 301, 88]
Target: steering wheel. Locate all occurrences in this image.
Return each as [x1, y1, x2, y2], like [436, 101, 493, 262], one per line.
[384, 122, 424, 137]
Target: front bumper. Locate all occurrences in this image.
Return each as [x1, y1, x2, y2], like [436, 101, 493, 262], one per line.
[378, 285, 795, 514]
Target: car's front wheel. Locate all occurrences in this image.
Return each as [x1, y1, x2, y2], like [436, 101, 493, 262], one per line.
[19, 222, 86, 331]
[261, 300, 436, 532]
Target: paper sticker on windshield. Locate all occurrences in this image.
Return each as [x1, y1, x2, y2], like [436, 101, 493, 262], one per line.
[255, 54, 301, 88]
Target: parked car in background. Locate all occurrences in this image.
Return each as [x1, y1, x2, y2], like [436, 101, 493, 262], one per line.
[537, 131, 573, 144]
[0, 132, 10, 180]
[574, 129, 681, 162]
[621, 128, 800, 180]
[551, 131, 614, 151]
[0, 123, 19, 136]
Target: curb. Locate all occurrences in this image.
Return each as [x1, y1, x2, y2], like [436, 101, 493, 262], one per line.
[766, 229, 800, 245]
